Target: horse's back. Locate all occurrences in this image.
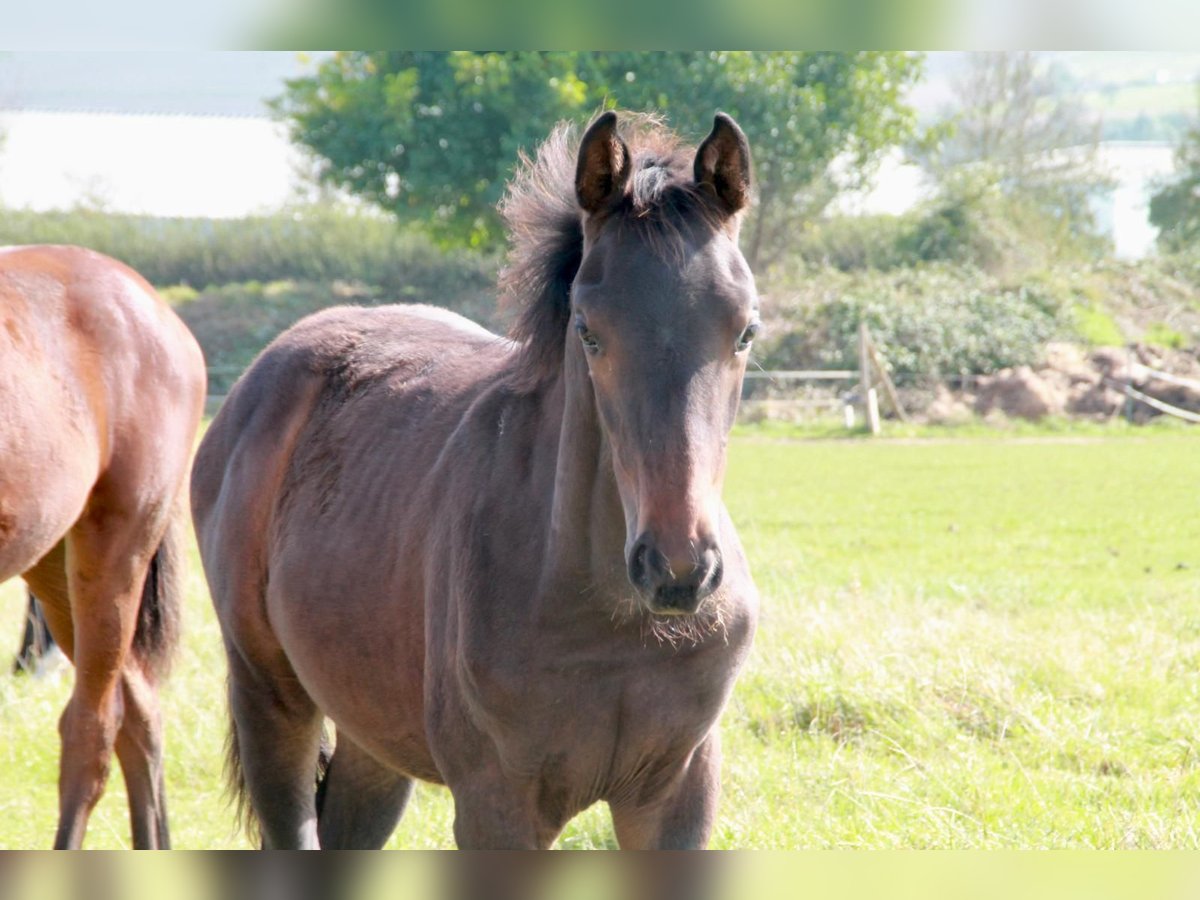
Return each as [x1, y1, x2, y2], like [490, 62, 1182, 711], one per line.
[0, 245, 205, 581]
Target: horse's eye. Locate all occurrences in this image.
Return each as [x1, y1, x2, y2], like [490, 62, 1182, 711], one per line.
[576, 319, 601, 354]
[736, 322, 760, 352]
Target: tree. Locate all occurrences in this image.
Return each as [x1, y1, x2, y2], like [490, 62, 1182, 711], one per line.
[916, 52, 1111, 249]
[272, 52, 588, 249]
[274, 52, 923, 266]
[1149, 110, 1200, 252]
[587, 52, 923, 268]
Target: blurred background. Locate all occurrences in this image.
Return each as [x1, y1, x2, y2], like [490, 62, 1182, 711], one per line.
[2, 50, 1198, 427]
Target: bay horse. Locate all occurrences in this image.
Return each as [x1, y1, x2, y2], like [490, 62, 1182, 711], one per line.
[192, 111, 761, 849]
[0, 245, 206, 848]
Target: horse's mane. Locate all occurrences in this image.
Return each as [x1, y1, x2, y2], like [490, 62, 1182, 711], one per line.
[498, 113, 726, 391]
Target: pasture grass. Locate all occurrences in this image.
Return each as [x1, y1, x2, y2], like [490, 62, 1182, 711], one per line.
[1, 427, 1198, 848]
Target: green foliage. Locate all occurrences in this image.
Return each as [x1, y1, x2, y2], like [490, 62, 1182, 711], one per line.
[1071, 255, 1200, 348]
[274, 51, 924, 264]
[903, 165, 1110, 274]
[0, 206, 496, 296]
[790, 214, 915, 271]
[1144, 322, 1187, 350]
[902, 170, 1037, 272]
[272, 52, 593, 249]
[1149, 117, 1200, 252]
[761, 264, 1070, 377]
[591, 51, 924, 268]
[788, 167, 1109, 278]
[760, 252, 1200, 380]
[1074, 305, 1126, 347]
[761, 252, 1200, 378]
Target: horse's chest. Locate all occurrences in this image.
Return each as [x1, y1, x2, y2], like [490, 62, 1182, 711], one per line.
[466, 644, 733, 798]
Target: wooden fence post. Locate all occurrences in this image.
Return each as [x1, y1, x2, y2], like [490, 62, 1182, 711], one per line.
[858, 321, 879, 435]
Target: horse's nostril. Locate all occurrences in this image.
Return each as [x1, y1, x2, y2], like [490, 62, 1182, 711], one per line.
[705, 549, 724, 593]
[628, 539, 650, 588]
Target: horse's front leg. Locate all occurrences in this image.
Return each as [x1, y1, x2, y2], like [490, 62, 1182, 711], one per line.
[449, 764, 563, 850]
[609, 730, 722, 850]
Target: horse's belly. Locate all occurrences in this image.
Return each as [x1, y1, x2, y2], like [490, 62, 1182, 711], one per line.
[331, 716, 443, 784]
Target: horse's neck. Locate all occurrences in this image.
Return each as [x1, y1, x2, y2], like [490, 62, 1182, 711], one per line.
[543, 347, 628, 593]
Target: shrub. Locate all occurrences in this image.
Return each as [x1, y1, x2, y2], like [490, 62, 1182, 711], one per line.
[778, 168, 1110, 281]
[899, 170, 1110, 276]
[760, 265, 1072, 377]
[789, 214, 916, 272]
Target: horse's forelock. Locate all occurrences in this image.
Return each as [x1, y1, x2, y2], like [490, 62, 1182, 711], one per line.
[499, 115, 726, 391]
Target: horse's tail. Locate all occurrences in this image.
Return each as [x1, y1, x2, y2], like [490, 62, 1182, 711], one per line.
[130, 495, 187, 682]
[223, 701, 256, 843]
[224, 712, 334, 846]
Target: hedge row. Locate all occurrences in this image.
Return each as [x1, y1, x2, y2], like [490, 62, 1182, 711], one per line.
[0, 205, 496, 297]
[2, 206, 1195, 386]
[759, 260, 1200, 378]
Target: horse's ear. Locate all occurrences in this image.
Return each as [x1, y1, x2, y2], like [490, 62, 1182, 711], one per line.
[575, 111, 632, 215]
[694, 112, 752, 215]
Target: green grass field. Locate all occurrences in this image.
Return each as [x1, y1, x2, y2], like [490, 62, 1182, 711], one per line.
[1, 428, 1199, 848]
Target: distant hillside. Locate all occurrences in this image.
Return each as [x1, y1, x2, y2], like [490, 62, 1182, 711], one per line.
[912, 51, 1200, 143]
[0, 51, 328, 117]
[4, 50, 1195, 139]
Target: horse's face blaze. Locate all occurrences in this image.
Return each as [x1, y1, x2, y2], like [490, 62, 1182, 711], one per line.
[571, 114, 757, 616]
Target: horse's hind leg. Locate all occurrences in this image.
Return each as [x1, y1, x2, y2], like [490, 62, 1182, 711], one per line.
[52, 511, 160, 849]
[316, 735, 414, 849]
[114, 667, 170, 848]
[227, 647, 325, 849]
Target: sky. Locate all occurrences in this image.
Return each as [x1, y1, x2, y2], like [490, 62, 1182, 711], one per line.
[0, 110, 309, 217]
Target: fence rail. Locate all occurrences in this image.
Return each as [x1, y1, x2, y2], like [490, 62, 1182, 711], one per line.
[1128, 363, 1200, 394]
[743, 370, 857, 381]
[1107, 376, 1200, 424]
[205, 348, 1200, 428]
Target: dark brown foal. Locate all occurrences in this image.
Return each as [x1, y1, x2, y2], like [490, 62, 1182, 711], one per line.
[194, 111, 759, 849]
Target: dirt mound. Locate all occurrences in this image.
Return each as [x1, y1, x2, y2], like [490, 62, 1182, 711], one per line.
[974, 365, 1066, 420]
[920, 342, 1200, 422]
[923, 384, 975, 425]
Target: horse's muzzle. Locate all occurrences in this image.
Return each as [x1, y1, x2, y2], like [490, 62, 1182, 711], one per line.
[627, 534, 723, 615]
